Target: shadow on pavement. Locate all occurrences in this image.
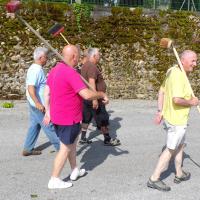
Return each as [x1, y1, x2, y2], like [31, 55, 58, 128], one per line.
[158, 145, 175, 180]
[160, 160, 176, 180]
[63, 172, 88, 182]
[79, 140, 129, 171]
[158, 147, 200, 180]
[35, 141, 52, 151]
[184, 152, 200, 169]
[77, 111, 128, 171]
[88, 116, 122, 141]
[77, 111, 123, 157]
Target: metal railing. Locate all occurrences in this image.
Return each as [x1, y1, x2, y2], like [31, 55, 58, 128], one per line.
[80, 0, 200, 10]
[20, 0, 200, 11]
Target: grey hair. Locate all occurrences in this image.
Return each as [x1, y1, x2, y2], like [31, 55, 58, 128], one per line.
[87, 48, 99, 58]
[33, 47, 48, 60]
[180, 50, 196, 60]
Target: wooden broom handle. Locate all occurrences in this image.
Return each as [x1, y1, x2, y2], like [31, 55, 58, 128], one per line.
[60, 33, 70, 45]
[16, 14, 94, 91]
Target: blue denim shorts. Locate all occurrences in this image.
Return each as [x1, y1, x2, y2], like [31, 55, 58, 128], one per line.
[54, 123, 81, 145]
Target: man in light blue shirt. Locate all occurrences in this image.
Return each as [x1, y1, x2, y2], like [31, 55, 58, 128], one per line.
[22, 47, 60, 156]
[26, 62, 46, 107]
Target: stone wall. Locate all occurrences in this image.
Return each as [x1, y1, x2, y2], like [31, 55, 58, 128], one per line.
[0, 42, 158, 100]
[1, 5, 200, 100]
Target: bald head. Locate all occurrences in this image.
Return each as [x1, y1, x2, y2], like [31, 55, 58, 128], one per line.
[180, 50, 197, 73]
[62, 45, 80, 67]
[180, 50, 196, 60]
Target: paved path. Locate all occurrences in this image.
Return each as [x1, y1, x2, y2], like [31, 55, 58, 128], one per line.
[0, 100, 200, 200]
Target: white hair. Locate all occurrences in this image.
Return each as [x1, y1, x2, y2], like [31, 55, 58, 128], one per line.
[33, 47, 48, 60]
[87, 48, 99, 58]
[180, 50, 196, 60]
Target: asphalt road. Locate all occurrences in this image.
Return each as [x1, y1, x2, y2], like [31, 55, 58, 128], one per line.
[0, 100, 200, 200]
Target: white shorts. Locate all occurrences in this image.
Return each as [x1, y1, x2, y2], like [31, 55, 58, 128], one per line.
[163, 120, 187, 150]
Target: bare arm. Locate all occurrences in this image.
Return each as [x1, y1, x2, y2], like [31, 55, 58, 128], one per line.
[44, 85, 50, 113]
[89, 78, 98, 109]
[154, 88, 164, 124]
[43, 85, 51, 125]
[157, 88, 164, 112]
[88, 78, 96, 91]
[173, 97, 199, 107]
[28, 85, 44, 112]
[79, 88, 109, 104]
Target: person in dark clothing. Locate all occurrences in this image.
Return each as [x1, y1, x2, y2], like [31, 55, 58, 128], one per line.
[80, 48, 121, 146]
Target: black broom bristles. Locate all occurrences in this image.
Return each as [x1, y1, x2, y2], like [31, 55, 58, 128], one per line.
[48, 23, 64, 36]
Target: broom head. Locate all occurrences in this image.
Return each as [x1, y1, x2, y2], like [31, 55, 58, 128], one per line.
[6, 0, 21, 13]
[48, 23, 64, 37]
[160, 38, 173, 49]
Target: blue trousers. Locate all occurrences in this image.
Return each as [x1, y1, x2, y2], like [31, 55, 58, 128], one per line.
[23, 104, 60, 152]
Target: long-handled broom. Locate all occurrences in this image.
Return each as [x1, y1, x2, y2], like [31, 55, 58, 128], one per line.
[48, 23, 70, 45]
[5, 0, 94, 91]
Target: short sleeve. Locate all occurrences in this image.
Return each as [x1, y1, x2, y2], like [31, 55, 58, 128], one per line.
[26, 68, 40, 86]
[68, 70, 87, 93]
[169, 70, 184, 98]
[46, 70, 52, 87]
[161, 66, 173, 92]
[87, 66, 98, 80]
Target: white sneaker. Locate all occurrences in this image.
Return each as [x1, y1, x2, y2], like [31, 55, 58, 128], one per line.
[70, 167, 86, 181]
[48, 177, 73, 189]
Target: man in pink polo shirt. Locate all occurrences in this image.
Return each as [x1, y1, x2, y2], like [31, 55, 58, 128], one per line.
[43, 45, 108, 189]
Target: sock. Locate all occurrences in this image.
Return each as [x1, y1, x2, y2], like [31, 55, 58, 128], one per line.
[103, 133, 111, 141]
[81, 131, 87, 140]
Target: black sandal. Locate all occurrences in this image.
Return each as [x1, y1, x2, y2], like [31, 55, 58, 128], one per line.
[174, 171, 191, 184]
[79, 138, 93, 145]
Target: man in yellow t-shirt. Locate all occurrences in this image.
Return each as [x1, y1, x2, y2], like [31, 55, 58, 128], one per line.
[147, 50, 199, 191]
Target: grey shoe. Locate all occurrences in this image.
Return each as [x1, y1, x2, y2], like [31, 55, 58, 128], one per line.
[174, 171, 191, 184]
[22, 149, 41, 156]
[147, 178, 171, 191]
[104, 138, 121, 146]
